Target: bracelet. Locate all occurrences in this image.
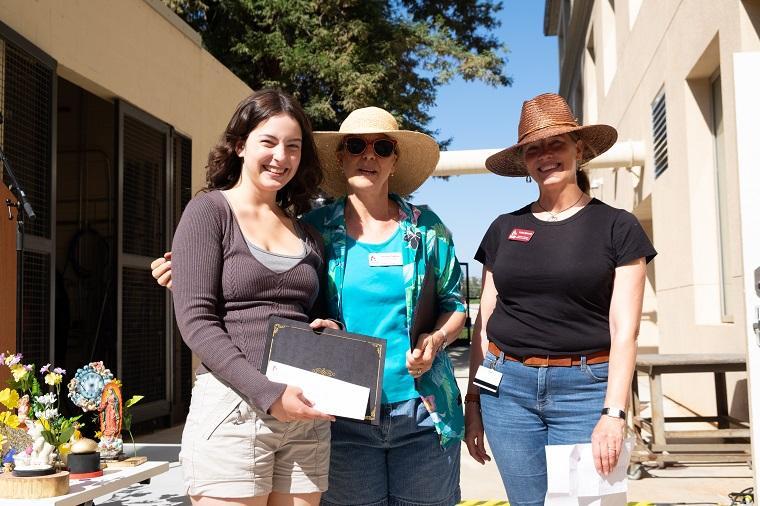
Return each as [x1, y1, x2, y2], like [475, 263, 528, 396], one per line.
[434, 328, 448, 354]
[601, 407, 626, 419]
[464, 393, 480, 404]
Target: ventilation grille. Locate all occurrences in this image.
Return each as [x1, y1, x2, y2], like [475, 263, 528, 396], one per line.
[122, 116, 165, 257]
[0, 38, 53, 238]
[651, 91, 668, 178]
[121, 267, 166, 403]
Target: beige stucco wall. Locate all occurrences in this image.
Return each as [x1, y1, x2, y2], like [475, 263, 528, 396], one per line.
[0, 0, 252, 191]
[566, 0, 760, 417]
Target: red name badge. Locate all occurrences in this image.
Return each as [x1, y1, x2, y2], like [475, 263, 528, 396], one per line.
[508, 228, 535, 242]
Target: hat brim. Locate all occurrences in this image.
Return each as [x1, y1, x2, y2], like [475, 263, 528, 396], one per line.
[315, 130, 440, 197]
[485, 124, 618, 177]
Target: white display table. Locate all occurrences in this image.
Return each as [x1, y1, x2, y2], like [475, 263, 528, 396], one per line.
[0, 460, 169, 506]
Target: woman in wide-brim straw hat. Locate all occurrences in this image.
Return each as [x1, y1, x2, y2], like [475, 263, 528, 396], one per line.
[305, 106, 467, 506]
[464, 93, 657, 504]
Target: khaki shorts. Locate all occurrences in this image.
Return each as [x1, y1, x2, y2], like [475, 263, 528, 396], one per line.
[180, 373, 330, 498]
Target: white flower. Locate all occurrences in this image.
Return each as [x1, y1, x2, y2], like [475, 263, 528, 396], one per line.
[34, 393, 57, 406]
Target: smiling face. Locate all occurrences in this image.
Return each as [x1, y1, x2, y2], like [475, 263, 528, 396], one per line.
[236, 113, 302, 193]
[339, 133, 398, 194]
[522, 134, 583, 187]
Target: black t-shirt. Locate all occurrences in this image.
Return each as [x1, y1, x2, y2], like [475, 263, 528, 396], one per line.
[475, 199, 657, 356]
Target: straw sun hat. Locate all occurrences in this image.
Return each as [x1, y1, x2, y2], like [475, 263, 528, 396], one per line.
[485, 93, 618, 177]
[314, 107, 440, 197]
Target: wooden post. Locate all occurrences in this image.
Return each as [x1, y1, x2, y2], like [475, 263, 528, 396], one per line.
[0, 182, 17, 381]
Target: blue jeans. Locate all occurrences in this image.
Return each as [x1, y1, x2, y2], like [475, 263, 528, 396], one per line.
[480, 350, 608, 506]
[322, 397, 461, 506]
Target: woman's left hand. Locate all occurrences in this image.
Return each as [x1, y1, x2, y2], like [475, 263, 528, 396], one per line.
[309, 319, 341, 331]
[591, 415, 626, 475]
[406, 332, 440, 378]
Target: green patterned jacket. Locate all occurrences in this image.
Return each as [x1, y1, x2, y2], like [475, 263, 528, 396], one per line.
[303, 194, 465, 447]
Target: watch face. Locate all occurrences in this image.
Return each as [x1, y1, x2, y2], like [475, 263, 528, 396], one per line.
[80, 371, 106, 400]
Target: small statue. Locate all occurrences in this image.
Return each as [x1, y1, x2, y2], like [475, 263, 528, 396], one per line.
[97, 382, 123, 458]
[13, 421, 56, 469]
[16, 394, 29, 425]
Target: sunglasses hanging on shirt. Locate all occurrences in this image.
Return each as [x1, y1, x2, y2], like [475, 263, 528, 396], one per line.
[343, 137, 397, 158]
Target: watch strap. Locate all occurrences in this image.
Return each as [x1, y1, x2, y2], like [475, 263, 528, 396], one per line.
[601, 407, 626, 419]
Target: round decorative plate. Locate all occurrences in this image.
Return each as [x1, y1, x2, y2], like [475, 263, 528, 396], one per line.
[68, 362, 114, 411]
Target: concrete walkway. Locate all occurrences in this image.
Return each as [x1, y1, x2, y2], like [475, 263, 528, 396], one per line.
[95, 345, 753, 505]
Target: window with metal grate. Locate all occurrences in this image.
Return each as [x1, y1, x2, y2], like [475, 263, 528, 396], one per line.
[0, 38, 54, 239]
[651, 90, 668, 178]
[0, 26, 55, 364]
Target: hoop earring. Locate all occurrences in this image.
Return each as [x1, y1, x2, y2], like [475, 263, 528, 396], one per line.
[525, 175, 532, 183]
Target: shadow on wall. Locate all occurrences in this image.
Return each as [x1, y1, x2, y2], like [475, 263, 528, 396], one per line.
[731, 378, 750, 422]
[743, 0, 760, 38]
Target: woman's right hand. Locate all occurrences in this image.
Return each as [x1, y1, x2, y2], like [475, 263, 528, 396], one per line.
[464, 402, 491, 464]
[268, 385, 335, 423]
[150, 251, 173, 289]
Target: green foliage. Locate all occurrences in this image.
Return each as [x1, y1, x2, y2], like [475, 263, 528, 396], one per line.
[41, 415, 81, 448]
[163, 0, 511, 138]
[123, 395, 144, 457]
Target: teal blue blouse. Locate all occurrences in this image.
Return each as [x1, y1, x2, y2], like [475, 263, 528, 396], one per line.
[303, 194, 466, 447]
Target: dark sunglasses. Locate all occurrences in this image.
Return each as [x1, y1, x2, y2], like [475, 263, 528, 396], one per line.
[343, 137, 397, 158]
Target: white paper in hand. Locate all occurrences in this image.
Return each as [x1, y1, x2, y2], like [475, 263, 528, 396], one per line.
[545, 438, 633, 506]
[266, 361, 370, 420]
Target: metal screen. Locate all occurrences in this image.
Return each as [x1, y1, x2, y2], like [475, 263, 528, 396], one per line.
[174, 134, 193, 408]
[118, 104, 171, 419]
[121, 267, 166, 403]
[123, 116, 165, 257]
[0, 39, 53, 238]
[19, 251, 50, 368]
[0, 24, 55, 363]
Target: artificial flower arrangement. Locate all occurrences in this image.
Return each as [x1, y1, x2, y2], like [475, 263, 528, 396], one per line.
[0, 353, 142, 474]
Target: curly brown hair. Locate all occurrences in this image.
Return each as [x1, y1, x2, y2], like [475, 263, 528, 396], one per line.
[205, 89, 322, 216]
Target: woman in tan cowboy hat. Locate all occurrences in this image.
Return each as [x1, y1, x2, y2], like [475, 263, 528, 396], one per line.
[463, 93, 656, 504]
[152, 105, 467, 506]
[304, 106, 466, 506]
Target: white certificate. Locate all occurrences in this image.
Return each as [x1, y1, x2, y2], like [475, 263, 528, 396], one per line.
[266, 360, 371, 420]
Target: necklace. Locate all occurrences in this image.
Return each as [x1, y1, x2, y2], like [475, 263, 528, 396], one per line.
[535, 192, 585, 221]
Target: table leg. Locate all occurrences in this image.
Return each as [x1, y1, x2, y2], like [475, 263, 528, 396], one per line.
[649, 371, 666, 446]
[715, 371, 729, 429]
[631, 373, 641, 417]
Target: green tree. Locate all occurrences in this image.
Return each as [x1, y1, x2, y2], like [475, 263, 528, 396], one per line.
[164, 0, 511, 137]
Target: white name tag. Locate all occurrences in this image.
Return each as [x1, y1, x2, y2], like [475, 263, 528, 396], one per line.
[474, 365, 503, 393]
[368, 252, 403, 267]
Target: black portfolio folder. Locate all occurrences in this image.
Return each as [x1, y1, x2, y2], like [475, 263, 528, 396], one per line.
[410, 263, 437, 348]
[261, 316, 386, 425]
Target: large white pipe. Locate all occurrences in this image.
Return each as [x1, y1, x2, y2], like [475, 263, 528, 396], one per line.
[433, 141, 646, 176]
[433, 149, 501, 176]
[583, 140, 646, 169]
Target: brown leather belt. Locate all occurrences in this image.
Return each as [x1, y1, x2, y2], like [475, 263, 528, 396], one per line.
[487, 341, 609, 367]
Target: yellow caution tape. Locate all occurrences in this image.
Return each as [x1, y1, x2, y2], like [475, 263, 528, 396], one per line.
[459, 502, 654, 506]
[458, 502, 509, 506]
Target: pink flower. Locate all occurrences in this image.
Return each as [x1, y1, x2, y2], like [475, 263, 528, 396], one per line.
[53, 367, 66, 375]
[40, 363, 51, 373]
[3, 353, 22, 367]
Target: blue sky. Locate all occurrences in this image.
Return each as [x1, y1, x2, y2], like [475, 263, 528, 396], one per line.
[410, 0, 558, 277]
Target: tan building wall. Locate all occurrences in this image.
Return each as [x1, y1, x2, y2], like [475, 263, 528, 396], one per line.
[0, 0, 252, 190]
[546, 0, 760, 417]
